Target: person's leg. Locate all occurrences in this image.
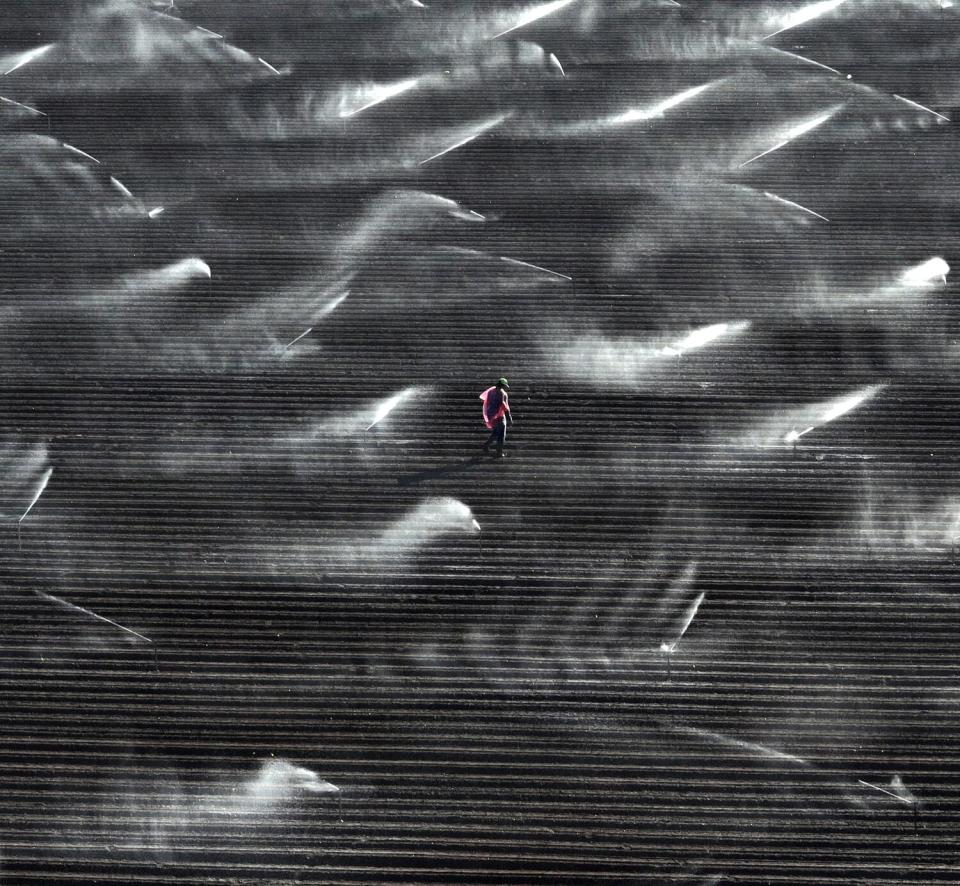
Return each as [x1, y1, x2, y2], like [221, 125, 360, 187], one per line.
[482, 424, 498, 453]
[496, 418, 506, 457]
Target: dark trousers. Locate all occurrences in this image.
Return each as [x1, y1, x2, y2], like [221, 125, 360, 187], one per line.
[483, 418, 507, 452]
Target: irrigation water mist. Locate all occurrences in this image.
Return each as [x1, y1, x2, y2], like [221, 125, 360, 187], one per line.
[739, 383, 886, 449]
[0, 440, 50, 519]
[0, 4, 280, 94]
[93, 758, 339, 862]
[553, 321, 751, 389]
[114, 257, 212, 296]
[738, 104, 845, 168]
[762, 0, 850, 41]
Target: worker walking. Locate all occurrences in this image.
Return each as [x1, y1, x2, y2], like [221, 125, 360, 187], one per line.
[479, 377, 513, 458]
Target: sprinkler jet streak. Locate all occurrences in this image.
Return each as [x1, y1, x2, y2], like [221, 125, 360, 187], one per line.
[309, 289, 350, 323]
[418, 113, 512, 165]
[767, 47, 843, 77]
[19, 467, 52, 526]
[110, 177, 134, 198]
[780, 384, 886, 447]
[900, 256, 949, 286]
[490, 0, 581, 40]
[607, 79, 726, 126]
[284, 327, 313, 350]
[739, 105, 843, 168]
[857, 775, 918, 807]
[1, 43, 55, 76]
[339, 77, 421, 118]
[763, 0, 849, 41]
[62, 143, 101, 164]
[34, 589, 153, 645]
[257, 57, 285, 76]
[118, 258, 211, 294]
[892, 94, 950, 122]
[366, 387, 422, 431]
[659, 591, 706, 655]
[0, 96, 46, 116]
[659, 321, 750, 357]
[763, 191, 829, 222]
[500, 256, 572, 280]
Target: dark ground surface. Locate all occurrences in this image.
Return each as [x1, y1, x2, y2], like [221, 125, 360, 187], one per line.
[2, 1, 960, 883]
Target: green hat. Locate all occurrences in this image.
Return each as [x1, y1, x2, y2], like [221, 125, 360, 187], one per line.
[498, 377, 509, 389]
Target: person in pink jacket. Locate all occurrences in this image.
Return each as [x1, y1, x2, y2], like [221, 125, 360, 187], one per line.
[479, 377, 513, 458]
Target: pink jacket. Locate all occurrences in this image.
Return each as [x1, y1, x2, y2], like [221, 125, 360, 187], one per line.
[479, 386, 510, 429]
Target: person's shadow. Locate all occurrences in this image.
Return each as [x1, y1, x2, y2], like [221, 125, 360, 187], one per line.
[398, 455, 486, 487]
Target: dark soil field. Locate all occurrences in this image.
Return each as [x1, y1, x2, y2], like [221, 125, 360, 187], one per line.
[1, 1, 960, 883]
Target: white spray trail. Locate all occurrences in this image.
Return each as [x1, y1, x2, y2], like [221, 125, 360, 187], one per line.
[607, 79, 726, 126]
[739, 105, 844, 168]
[743, 383, 886, 449]
[0, 95, 46, 116]
[34, 589, 153, 645]
[659, 321, 751, 357]
[857, 775, 918, 806]
[339, 77, 421, 118]
[900, 256, 949, 287]
[554, 321, 750, 389]
[116, 258, 211, 295]
[763, 191, 829, 222]
[309, 289, 350, 323]
[19, 467, 52, 525]
[763, 0, 849, 40]
[490, 0, 581, 40]
[499, 256, 572, 281]
[375, 497, 482, 555]
[893, 94, 950, 122]
[660, 591, 706, 654]
[62, 143, 101, 165]
[1, 43, 55, 76]
[418, 113, 512, 165]
[365, 387, 422, 431]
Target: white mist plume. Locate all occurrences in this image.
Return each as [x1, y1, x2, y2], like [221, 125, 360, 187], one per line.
[553, 321, 750, 389]
[113, 257, 211, 296]
[740, 383, 886, 449]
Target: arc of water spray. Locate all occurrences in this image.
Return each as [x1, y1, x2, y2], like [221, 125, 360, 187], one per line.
[607, 79, 726, 126]
[34, 590, 153, 645]
[419, 113, 512, 165]
[499, 256, 572, 281]
[258, 57, 284, 76]
[283, 327, 313, 350]
[1, 43, 54, 76]
[365, 387, 421, 431]
[110, 177, 134, 199]
[490, 0, 581, 40]
[17, 466, 51, 550]
[762, 0, 849, 41]
[763, 191, 829, 222]
[739, 105, 843, 168]
[892, 94, 950, 123]
[62, 143, 101, 165]
[0, 95, 46, 116]
[767, 47, 843, 77]
[339, 77, 421, 118]
[857, 778, 913, 805]
[660, 591, 706, 655]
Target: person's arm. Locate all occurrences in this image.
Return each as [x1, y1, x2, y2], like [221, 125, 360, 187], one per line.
[504, 393, 513, 424]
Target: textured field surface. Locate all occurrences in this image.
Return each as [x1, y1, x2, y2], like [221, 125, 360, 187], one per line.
[1, 1, 960, 883]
